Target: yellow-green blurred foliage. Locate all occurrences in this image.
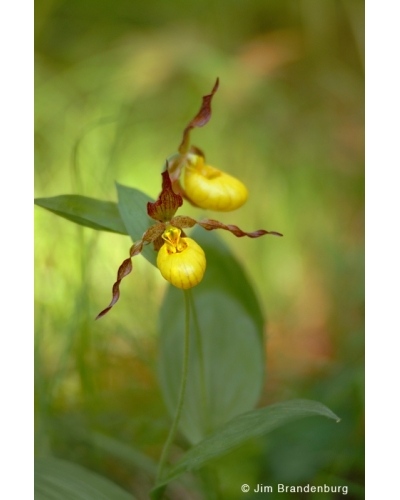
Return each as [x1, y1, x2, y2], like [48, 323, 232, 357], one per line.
[35, 0, 364, 498]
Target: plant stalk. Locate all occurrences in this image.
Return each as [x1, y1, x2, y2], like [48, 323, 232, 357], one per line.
[188, 289, 209, 433]
[156, 289, 191, 486]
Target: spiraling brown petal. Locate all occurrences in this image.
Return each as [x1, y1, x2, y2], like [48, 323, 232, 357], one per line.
[129, 240, 145, 257]
[171, 215, 283, 238]
[178, 78, 219, 154]
[96, 239, 147, 319]
[95, 257, 133, 320]
[196, 218, 283, 238]
[147, 170, 183, 222]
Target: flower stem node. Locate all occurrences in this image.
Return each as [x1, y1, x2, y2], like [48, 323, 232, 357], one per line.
[157, 226, 206, 289]
[184, 154, 248, 211]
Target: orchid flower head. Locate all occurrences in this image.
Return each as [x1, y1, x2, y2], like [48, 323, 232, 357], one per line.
[96, 170, 282, 319]
[167, 79, 248, 212]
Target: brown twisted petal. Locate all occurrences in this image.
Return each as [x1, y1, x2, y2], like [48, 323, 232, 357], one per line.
[95, 257, 133, 320]
[178, 78, 219, 154]
[147, 170, 182, 222]
[129, 239, 145, 257]
[196, 219, 283, 238]
[96, 224, 166, 319]
[170, 215, 282, 238]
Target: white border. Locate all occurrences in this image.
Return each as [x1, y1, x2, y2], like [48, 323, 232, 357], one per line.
[1, 0, 33, 499]
[366, 0, 400, 497]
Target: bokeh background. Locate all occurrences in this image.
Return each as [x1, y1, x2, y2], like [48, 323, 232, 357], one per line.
[35, 0, 364, 498]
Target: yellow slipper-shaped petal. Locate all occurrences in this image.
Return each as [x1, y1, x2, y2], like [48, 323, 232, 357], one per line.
[157, 228, 206, 289]
[184, 155, 248, 211]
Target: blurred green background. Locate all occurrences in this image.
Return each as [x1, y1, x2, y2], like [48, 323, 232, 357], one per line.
[35, 0, 364, 498]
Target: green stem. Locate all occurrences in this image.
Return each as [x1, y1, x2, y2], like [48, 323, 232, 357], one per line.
[156, 289, 191, 485]
[200, 466, 222, 500]
[188, 289, 209, 432]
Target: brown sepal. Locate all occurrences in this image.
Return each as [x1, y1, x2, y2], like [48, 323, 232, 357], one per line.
[178, 78, 219, 154]
[196, 218, 283, 238]
[147, 170, 183, 222]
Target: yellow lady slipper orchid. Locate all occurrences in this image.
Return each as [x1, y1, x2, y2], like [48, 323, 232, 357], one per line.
[167, 79, 249, 212]
[184, 154, 248, 211]
[157, 226, 206, 289]
[97, 164, 281, 319]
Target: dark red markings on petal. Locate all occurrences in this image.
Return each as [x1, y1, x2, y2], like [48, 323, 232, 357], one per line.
[147, 170, 183, 222]
[178, 78, 219, 154]
[95, 257, 133, 320]
[169, 215, 197, 229]
[196, 218, 283, 238]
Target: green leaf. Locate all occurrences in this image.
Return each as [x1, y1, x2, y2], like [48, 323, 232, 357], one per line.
[35, 456, 136, 500]
[155, 399, 339, 490]
[192, 227, 264, 335]
[90, 432, 157, 477]
[89, 432, 198, 495]
[34, 195, 128, 234]
[116, 183, 157, 266]
[158, 228, 265, 445]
